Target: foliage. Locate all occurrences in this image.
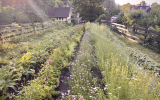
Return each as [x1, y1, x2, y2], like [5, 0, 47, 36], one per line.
[0, 0, 64, 24]
[103, 0, 117, 19]
[116, 3, 160, 29]
[148, 6, 160, 28]
[12, 25, 85, 100]
[110, 8, 120, 17]
[121, 13, 133, 25]
[89, 23, 160, 100]
[71, 13, 78, 25]
[0, 65, 22, 99]
[121, 3, 133, 11]
[95, 14, 105, 24]
[115, 11, 124, 24]
[0, 6, 15, 24]
[0, 21, 74, 99]
[71, 0, 104, 22]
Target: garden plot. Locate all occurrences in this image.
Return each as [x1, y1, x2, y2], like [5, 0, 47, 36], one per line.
[56, 23, 159, 100]
[90, 23, 160, 100]
[0, 25, 85, 99]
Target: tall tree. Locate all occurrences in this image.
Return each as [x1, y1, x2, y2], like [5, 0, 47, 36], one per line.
[71, 0, 104, 22]
[121, 3, 132, 11]
[103, 0, 116, 19]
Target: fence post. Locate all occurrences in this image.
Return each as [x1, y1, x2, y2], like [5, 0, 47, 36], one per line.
[144, 27, 148, 44]
[19, 23, 24, 39]
[158, 40, 160, 52]
[32, 23, 35, 34]
[0, 32, 2, 44]
[41, 22, 44, 31]
[133, 26, 135, 36]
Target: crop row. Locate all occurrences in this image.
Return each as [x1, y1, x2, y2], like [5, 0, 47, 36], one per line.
[89, 23, 160, 100]
[0, 24, 85, 99]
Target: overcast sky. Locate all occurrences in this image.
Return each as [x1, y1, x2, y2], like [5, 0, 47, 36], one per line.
[115, 0, 160, 5]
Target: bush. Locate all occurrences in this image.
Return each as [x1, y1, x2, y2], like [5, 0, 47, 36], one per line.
[115, 11, 124, 24]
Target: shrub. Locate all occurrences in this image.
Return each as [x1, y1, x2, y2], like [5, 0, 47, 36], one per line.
[115, 11, 124, 24]
[122, 13, 133, 26]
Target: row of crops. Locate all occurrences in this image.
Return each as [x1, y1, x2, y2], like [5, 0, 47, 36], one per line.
[89, 23, 160, 99]
[0, 22, 85, 99]
[56, 23, 159, 100]
[0, 22, 159, 100]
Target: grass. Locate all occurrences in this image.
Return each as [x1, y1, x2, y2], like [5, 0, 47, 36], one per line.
[111, 30, 160, 63]
[1, 22, 159, 100]
[57, 23, 160, 100]
[90, 23, 160, 100]
[59, 23, 105, 100]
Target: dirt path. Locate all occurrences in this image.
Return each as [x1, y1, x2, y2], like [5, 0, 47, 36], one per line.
[54, 30, 105, 99]
[54, 30, 86, 99]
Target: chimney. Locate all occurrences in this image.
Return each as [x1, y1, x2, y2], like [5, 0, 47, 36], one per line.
[142, 2, 145, 6]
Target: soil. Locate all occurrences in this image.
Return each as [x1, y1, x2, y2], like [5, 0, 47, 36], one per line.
[53, 31, 85, 100]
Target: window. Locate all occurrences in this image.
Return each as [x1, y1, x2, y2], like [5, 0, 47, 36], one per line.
[62, 17, 63, 20]
[57, 18, 58, 20]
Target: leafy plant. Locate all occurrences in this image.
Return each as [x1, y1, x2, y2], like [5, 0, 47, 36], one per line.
[0, 65, 22, 100]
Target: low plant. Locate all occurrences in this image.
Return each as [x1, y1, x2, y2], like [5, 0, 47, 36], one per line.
[11, 25, 85, 100]
[0, 65, 22, 99]
[90, 23, 160, 100]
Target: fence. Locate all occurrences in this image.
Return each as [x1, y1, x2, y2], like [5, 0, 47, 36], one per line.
[106, 21, 160, 53]
[0, 21, 59, 44]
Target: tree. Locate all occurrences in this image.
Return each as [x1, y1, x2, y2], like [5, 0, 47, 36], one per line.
[151, 2, 158, 8]
[103, 0, 116, 19]
[71, 0, 104, 22]
[140, 1, 146, 6]
[121, 3, 132, 11]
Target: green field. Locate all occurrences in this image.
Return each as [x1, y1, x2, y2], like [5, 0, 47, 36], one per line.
[0, 22, 159, 100]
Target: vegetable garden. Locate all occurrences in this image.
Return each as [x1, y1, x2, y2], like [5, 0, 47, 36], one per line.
[0, 22, 160, 100]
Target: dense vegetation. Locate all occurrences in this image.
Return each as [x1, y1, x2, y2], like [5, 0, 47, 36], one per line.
[115, 2, 160, 29]
[0, 0, 160, 100]
[0, 0, 67, 24]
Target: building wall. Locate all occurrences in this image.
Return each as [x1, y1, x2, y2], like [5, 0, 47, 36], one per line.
[67, 8, 72, 23]
[55, 17, 67, 21]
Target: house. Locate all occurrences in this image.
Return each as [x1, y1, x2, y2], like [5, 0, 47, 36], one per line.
[47, 1, 72, 23]
[48, 7, 72, 23]
[130, 6, 151, 13]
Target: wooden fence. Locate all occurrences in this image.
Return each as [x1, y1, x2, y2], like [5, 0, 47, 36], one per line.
[0, 21, 59, 44]
[105, 21, 160, 52]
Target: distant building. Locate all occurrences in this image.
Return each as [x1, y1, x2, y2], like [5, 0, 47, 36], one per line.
[130, 6, 151, 13]
[47, 7, 72, 23]
[47, 1, 72, 23]
[47, 1, 82, 23]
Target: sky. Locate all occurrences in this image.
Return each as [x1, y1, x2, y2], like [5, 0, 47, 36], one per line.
[115, 0, 160, 5]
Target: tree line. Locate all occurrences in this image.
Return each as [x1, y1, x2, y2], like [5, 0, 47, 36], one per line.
[0, 0, 66, 24]
[0, 0, 118, 24]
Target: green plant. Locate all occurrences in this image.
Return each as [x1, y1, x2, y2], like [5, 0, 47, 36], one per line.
[0, 65, 22, 100]
[89, 23, 160, 100]
[11, 25, 85, 100]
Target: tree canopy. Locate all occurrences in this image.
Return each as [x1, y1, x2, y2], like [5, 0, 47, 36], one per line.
[121, 3, 133, 11]
[71, 0, 104, 22]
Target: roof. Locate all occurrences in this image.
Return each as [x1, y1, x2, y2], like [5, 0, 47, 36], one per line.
[131, 6, 151, 13]
[64, 1, 67, 5]
[48, 7, 71, 18]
